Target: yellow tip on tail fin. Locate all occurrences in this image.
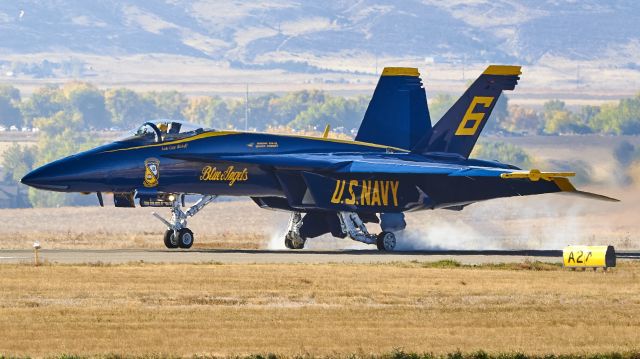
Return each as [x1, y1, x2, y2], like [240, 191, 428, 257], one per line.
[322, 124, 330, 138]
[381, 67, 420, 77]
[483, 65, 522, 76]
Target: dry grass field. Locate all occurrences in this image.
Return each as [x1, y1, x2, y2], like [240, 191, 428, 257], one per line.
[0, 261, 639, 356]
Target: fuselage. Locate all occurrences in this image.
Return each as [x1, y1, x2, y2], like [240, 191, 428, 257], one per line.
[22, 129, 515, 207]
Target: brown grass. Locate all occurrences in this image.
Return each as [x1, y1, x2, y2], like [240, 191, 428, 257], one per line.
[0, 262, 639, 357]
[0, 201, 286, 250]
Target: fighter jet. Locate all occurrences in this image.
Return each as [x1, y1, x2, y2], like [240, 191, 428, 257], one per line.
[21, 65, 617, 251]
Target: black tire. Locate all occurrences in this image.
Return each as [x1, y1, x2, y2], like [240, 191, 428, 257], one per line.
[178, 228, 194, 249]
[163, 230, 178, 249]
[376, 231, 396, 251]
[291, 239, 305, 249]
[284, 232, 305, 249]
[284, 236, 294, 249]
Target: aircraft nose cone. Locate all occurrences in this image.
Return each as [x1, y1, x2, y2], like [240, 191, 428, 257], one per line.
[21, 161, 71, 191]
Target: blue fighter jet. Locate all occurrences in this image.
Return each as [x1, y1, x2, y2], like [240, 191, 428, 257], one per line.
[21, 65, 617, 251]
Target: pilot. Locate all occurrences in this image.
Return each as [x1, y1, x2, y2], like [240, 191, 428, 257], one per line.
[157, 122, 169, 134]
[156, 122, 169, 141]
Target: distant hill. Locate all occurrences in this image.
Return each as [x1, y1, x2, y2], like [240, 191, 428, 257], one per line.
[0, 0, 638, 73]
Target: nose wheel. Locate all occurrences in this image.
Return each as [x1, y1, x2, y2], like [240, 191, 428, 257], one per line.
[163, 230, 178, 249]
[154, 195, 216, 250]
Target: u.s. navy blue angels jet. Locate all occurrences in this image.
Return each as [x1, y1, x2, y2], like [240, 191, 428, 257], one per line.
[21, 65, 617, 251]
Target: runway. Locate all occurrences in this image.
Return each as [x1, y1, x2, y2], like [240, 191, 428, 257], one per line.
[1, 248, 639, 265]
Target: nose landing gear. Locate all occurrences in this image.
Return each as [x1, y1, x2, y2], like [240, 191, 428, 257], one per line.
[163, 228, 194, 249]
[153, 195, 216, 249]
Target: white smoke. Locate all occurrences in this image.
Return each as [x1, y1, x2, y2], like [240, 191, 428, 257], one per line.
[395, 195, 594, 251]
[263, 192, 620, 251]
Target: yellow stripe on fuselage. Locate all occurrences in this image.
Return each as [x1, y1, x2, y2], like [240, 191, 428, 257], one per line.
[102, 131, 239, 153]
[102, 130, 410, 153]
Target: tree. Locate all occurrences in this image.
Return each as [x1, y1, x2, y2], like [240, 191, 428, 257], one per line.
[580, 105, 600, 124]
[542, 99, 590, 134]
[0, 96, 22, 128]
[544, 110, 590, 134]
[2, 144, 36, 184]
[0, 84, 21, 102]
[247, 93, 278, 130]
[289, 95, 366, 132]
[19, 85, 66, 127]
[63, 82, 111, 129]
[183, 96, 230, 129]
[34, 111, 83, 137]
[543, 99, 566, 114]
[429, 94, 455, 123]
[143, 91, 187, 120]
[483, 94, 509, 133]
[589, 94, 640, 135]
[503, 106, 544, 134]
[472, 141, 532, 169]
[268, 90, 327, 127]
[105, 88, 156, 129]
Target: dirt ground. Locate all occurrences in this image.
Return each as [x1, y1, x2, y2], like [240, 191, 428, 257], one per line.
[0, 261, 638, 357]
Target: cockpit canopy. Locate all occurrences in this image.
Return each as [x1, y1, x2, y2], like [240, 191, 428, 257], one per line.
[121, 120, 212, 143]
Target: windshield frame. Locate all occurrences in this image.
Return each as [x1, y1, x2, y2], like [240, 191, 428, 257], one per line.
[117, 120, 213, 144]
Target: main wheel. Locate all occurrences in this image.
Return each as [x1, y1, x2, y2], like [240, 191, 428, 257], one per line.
[177, 228, 194, 249]
[376, 231, 396, 251]
[284, 236, 294, 249]
[284, 232, 305, 249]
[163, 229, 178, 249]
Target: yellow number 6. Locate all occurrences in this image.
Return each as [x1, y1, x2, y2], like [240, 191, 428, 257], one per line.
[455, 96, 494, 136]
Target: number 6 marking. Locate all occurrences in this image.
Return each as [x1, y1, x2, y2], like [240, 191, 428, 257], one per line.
[455, 96, 494, 136]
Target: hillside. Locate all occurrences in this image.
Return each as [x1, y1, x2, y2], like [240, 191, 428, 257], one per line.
[0, 1, 639, 98]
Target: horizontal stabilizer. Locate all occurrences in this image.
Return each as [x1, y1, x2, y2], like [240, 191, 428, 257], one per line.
[500, 170, 619, 202]
[568, 190, 620, 202]
[500, 169, 575, 181]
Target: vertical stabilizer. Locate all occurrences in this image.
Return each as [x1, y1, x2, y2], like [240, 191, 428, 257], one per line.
[412, 65, 521, 158]
[355, 67, 431, 150]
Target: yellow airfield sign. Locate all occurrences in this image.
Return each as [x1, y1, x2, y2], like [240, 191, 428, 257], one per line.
[563, 245, 616, 269]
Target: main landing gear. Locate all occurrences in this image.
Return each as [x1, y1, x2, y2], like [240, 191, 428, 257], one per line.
[282, 211, 397, 251]
[338, 212, 396, 251]
[153, 195, 217, 249]
[284, 212, 305, 249]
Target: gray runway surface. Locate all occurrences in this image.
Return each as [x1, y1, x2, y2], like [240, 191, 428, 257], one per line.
[1, 248, 639, 265]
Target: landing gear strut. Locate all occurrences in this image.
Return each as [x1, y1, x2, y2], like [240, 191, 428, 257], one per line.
[337, 212, 396, 251]
[153, 195, 216, 249]
[284, 212, 305, 249]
